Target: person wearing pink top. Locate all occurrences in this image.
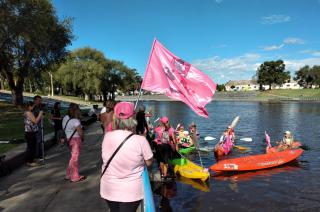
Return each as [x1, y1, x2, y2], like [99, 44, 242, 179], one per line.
[62, 103, 85, 182]
[154, 116, 177, 179]
[100, 102, 153, 212]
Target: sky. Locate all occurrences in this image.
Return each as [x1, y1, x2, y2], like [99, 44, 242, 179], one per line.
[52, 0, 320, 84]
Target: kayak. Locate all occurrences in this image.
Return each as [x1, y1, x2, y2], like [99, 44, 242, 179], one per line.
[170, 158, 210, 181]
[179, 146, 196, 155]
[266, 141, 302, 153]
[214, 144, 226, 157]
[210, 148, 303, 172]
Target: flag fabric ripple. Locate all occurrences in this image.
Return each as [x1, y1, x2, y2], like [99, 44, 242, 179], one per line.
[141, 39, 217, 118]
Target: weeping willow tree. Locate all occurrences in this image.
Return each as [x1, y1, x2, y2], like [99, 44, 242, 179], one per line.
[57, 60, 103, 101]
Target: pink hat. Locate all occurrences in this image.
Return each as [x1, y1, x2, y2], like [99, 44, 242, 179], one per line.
[160, 116, 169, 123]
[114, 102, 134, 119]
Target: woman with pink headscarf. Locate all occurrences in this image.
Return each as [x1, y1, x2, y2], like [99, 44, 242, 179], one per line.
[100, 102, 153, 212]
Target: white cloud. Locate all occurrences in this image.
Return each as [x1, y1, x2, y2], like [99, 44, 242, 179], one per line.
[192, 53, 320, 83]
[261, 15, 291, 24]
[263, 44, 285, 51]
[283, 37, 305, 45]
[285, 58, 320, 71]
[301, 50, 320, 57]
[192, 53, 261, 83]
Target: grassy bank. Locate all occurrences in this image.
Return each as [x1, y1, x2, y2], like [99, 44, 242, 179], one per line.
[0, 102, 53, 154]
[257, 89, 320, 98]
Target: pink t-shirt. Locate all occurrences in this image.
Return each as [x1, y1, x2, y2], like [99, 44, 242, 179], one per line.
[100, 130, 153, 202]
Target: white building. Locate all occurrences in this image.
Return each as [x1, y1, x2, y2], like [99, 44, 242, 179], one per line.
[225, 79, 302, 91]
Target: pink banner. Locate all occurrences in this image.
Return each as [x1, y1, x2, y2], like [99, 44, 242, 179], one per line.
[265, 131, 272, 148]
[141, 39, 216, 118]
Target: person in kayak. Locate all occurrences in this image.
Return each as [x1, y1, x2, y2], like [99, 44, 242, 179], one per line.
[178, 131, 194, 148]
[189, 122, 199, 148]
[227, 125, 235, 143]
[277, 131, 294, 150]
[154, 116, 177, 179]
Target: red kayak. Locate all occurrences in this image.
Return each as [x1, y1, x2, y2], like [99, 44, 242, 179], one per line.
[210, 148, 303, 172]
[266, 141, 302, 153]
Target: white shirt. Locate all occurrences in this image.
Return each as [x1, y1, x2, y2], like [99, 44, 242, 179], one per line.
[100, 107, 107, 114]
[62, 115, 81, 139]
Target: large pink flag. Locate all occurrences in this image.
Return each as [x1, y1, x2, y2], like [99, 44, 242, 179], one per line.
[141, 39, 217, 118]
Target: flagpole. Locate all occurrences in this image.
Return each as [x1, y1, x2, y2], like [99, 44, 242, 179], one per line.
[134, 38, 158, 110]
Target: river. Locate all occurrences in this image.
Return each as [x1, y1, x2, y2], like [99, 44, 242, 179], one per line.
[141, 100, 320, 212]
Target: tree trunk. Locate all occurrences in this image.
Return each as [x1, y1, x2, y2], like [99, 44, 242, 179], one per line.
[11, 87, 24, 105]
[269, 84, 272, 90]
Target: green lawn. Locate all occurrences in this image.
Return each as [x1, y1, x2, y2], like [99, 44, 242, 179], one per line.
[257, 89, 320, 98]
[0, 102, 53, 154]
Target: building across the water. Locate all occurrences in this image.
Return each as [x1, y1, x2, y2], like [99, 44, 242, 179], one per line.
[225, 80, 302, 91]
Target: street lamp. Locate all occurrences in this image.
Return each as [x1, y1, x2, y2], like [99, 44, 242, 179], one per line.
[49, 72, 54, 96]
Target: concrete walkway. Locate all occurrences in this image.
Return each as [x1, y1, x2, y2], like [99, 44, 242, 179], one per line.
[0, 122, 108, 212]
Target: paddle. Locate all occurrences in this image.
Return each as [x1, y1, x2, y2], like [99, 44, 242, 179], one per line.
[204, 136, 216, 141]
[240, 138, 253, 142]
[233, 145, 250, 151]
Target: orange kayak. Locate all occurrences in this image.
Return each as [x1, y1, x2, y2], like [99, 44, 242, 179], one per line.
[266, 141, 302, 154]
[210, 149, 303, 172]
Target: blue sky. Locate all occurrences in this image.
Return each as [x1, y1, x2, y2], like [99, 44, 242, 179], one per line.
[53, 0, 320, 84]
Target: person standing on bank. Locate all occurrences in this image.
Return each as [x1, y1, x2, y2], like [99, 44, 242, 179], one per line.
[100, 100, 115, 133]
[32, 95, 44, 162]
[62, 103, 86, 182]
[24, 102, 44, 166]
[100, 102, 153, 212]
[50, 102, 63, 144]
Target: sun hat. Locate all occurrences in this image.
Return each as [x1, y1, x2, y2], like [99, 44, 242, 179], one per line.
[160, 116, 169, 124]
[114, 102, 134, 119]
[183, 131, 189, 135]
[284, 131, 291, 135]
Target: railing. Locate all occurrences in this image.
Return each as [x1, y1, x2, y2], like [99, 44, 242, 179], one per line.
[141, 167, 156, 212]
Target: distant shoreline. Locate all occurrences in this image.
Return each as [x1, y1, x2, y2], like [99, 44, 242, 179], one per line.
[115, 93, 320, 102]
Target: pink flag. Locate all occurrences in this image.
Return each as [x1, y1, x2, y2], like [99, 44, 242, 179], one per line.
[141, 39, 217, 118]
[265, 131, 272, 148]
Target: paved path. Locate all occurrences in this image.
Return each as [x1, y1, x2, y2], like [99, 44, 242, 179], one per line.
[0, 122, 108, 212]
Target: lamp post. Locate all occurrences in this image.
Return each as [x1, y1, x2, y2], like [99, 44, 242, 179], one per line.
[49, 72, 54, 96]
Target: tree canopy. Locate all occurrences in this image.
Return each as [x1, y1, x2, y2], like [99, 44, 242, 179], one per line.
[256, 60, 290, 90]
[295, 65, 320, 88]
[0, 0, 73, 105]
[55, 47, 142, 101]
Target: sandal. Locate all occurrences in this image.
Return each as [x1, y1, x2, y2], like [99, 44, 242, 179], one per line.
[71, 176, 87, 182]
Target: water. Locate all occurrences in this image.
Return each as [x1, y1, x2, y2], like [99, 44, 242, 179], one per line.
[139, 101, 320, 211]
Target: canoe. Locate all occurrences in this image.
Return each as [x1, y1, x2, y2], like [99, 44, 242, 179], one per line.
[170, 158, 210, 181]
[210, 148, 303, 172]
[178, 146, 196, 155]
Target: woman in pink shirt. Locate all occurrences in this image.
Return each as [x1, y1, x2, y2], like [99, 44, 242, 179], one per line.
[100, 102, 153, 212]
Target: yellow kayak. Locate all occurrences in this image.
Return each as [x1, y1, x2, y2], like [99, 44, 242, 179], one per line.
[170, 158, 210, 181]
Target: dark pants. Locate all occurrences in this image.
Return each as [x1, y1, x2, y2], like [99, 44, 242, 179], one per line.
[35, 130, 43, 159]
[25, 132, 37, 163]
[106, 200, 141, 212]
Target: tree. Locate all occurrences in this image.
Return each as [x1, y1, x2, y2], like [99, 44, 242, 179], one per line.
[295, 65, 320, 88]
[0, 0, 73, 105]
[56, 48, 105, 101]
[217, 84, 226, 91]
[256, 60, 290, 90]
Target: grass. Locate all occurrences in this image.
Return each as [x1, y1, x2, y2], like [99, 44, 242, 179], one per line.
[257, 89, 320, 98]
[0, 101, 53, 154]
